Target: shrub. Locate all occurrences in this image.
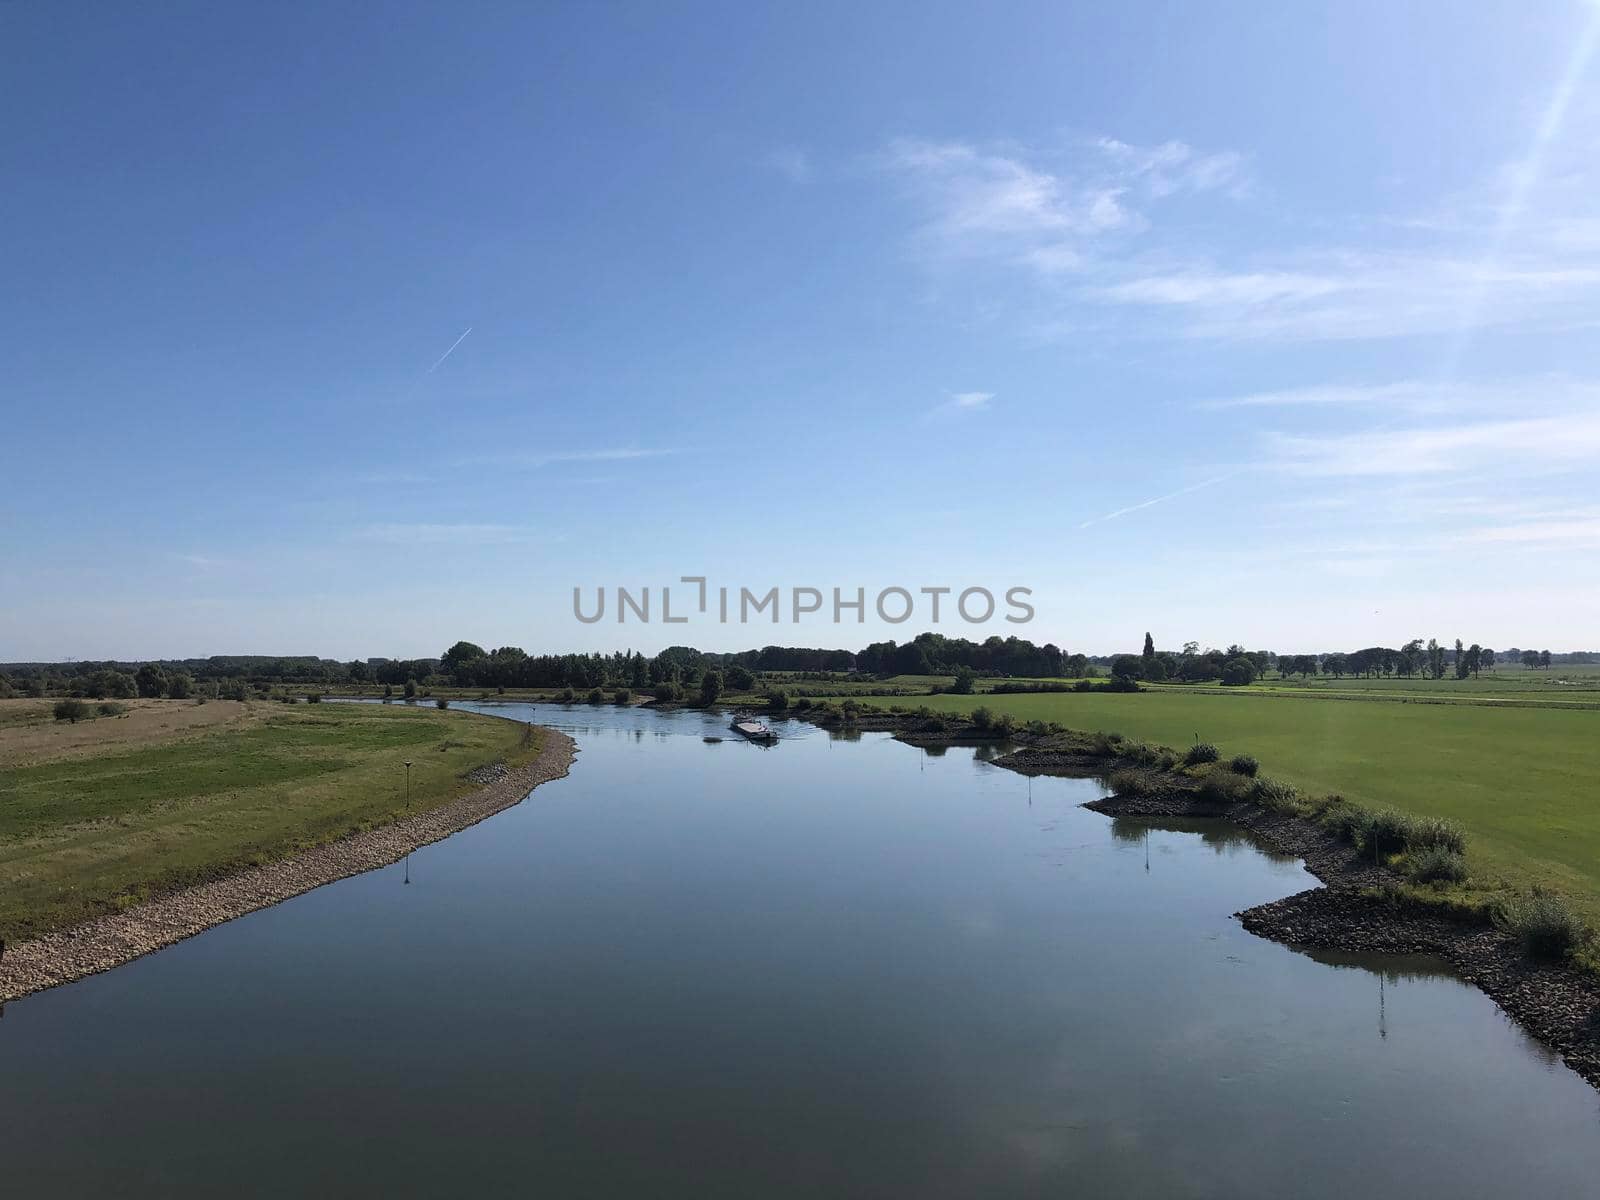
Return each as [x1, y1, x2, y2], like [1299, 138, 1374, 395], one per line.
[1249, 778, 1299, 810]
[727, 665, 755, 691]
[53, 698, 90, 723]
[1407, 846, 1469, 885]
[951, 666, 976, 695]
[765, 688, 790, 712]
[1365, 810, 1416, 856]
[305, 692, 321, 704]
[613, 688, 632, 705]
[383, 684, 394, 698]
[435, 697, 450, 709]
[1496, 892, 1590, 961]
[1405, 816, 1467, 856]
[1198, 770, 1251, 804]
[403, 679, 417, 698]
[166, 672, 193, 700]
[970, 706, 994, 731]
[992, 712, 1017, 736]
[559, 686, 577, 703]
[1073, 679, 1094, 692]
[793, 696, 812, 711]
[587, 688, 605, 705]
[1229, 754, 1259, 777]
[651, 683, 677, 703]
[1322, 802, 1374, 845]
[1184, 742, 1220, 766]
[1108, 768, 1154, 797]
[96, 701, 125, 717]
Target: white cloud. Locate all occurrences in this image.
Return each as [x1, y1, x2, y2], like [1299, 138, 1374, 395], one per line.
[1263, 411, 1600, 477]
[1099, 252, 1600, 341]
[879, 110, 1600, 343]
[1456, 514, 1600, 547]
[931, 390, 995, 416]
[881, 136, 1248, 272]
[1201, 376, 1600, 414]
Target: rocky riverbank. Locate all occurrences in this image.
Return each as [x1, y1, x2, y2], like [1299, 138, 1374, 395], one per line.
[1063, 763, 1600, 1091]
[802, 707, 1600, 1093]
[0, 727, 576, 1005]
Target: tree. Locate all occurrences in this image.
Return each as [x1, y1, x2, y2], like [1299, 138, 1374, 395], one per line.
[166, 672, 194, 699]
[1522, 650, 1540, 670]
[1220, 656, 1257, 687]
[403, 677, 418, 698]
[951, 665, 976, 694]
[1454, 639, 1469, 680]
[699, 670, 723, 706]
[1540, 650, 1552, 669]
[440, 641, 488, 682]
[1466, 644, 1483, 677]
[347, 660, 370, 683]
[726, 665, 755, 691]
[134, 663, 168, 698]
[1110, 654, 1143, 682]
[1427, 638, 1445, 680]
[1481, 648, 1496, 672]
[1142, 632, 1155, 659]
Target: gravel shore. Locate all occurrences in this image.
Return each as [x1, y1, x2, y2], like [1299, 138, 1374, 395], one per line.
[801, 710, 1600, 1093]
[1080, 786, 1600, 1092]
[0, 727, 576, 1004]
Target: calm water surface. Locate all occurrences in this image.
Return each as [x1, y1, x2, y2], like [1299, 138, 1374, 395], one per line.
[2, 702, 1597, 1196]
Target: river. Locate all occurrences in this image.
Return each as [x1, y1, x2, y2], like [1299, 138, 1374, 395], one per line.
[2, 701, 1596, 1196]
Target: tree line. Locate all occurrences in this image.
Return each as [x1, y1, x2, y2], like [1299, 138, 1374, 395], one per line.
[1, 635, 1588, 700]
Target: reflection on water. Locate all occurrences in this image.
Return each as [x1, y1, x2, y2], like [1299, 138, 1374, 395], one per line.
[1, 701, 1597, 1198]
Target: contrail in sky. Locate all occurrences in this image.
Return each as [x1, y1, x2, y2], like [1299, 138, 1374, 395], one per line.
[427, 326, 473, 373]
[1078, 471, 1243, 530]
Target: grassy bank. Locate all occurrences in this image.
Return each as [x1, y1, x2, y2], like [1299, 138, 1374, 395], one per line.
[856, 689, 1600, 920]
[0, 699, 540, 941]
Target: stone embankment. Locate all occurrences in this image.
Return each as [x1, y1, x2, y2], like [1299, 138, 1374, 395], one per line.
[0, 729, 576, 1004]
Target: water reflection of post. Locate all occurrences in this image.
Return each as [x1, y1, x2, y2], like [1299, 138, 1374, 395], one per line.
[1145, 827, 1150, 872]
[1379, 973, 1387, 1040]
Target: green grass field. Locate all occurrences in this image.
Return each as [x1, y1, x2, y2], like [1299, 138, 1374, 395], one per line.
[860, 688, 1600, 919]
[0, 701, 539, 941]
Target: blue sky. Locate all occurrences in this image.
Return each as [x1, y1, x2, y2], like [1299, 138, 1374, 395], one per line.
[5, 1, 1600, 660]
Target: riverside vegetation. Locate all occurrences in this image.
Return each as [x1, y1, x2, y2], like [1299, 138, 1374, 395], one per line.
[0, 699, 544, 941]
